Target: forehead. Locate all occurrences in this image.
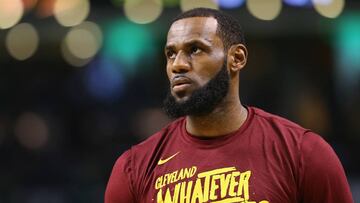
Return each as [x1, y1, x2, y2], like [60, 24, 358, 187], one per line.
[166, 17, 219, 45]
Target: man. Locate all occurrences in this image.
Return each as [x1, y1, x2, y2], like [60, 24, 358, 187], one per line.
[105, 8, 353, 203]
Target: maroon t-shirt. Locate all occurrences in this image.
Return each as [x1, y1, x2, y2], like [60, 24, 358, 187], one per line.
[105, 107, 353, 203]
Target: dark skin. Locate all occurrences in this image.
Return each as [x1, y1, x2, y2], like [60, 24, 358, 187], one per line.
[165, 17, 248, 137]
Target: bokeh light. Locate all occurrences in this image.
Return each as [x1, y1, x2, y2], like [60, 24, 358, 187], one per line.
[335, 14, 360, 89]
[77, 21, 103, 48]
[218, 0, 245, 9]
[61, 21, 102, 67]
[22, 0, 38, 11]
[313, 0, 344, 18]
[247, 0, 282, 20]
[6, 23, 39, 61]
[180, 0, 218, 12]
[84, 57, 125, 102]
[35, 0, 55, 18]
[61, 38, 92, 67]
[14, 112, 49, 150]
[103, 20, 155, 75]
[283, 0, 311, 6]
[54, 0, 90, 27]
[64, 22, 102, 60]
[0, 0, 24, 29]
[66, 29, 97, 59]
[124, 0, 163, 24]
[313, 0, 332, 5]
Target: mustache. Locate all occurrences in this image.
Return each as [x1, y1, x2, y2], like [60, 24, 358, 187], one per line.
[171, 74, 191, 81]
[171, 75, 193, 88]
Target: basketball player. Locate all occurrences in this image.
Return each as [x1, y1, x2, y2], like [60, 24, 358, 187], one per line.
[105, 8, 353, 203]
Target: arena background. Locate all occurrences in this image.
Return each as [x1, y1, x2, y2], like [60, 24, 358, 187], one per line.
[0, 0, 359, 202]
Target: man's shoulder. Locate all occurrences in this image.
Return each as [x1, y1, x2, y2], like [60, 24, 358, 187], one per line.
[249, 106, 332, 153]
[250, 106, 308, 133]
[248, 106, 314, 145]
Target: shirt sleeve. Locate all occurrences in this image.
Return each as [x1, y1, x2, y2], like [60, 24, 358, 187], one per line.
[299, 131, 353, 203]
[105, 150, 136, 203]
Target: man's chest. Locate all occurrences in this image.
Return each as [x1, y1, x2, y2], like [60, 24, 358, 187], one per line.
[138, 149, 298, 203]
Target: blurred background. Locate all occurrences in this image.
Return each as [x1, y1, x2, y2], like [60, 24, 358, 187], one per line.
[0, 0, 359, 202]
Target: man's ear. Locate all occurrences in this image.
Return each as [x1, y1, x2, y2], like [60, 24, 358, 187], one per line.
[227, 44, 248, 73]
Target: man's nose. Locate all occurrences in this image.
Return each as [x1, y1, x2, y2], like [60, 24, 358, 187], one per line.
[171, 51, 190, 73]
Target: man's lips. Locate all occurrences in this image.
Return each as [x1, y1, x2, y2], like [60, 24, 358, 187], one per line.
[171, 76, 192, 88]
[171, 76, 192, 92]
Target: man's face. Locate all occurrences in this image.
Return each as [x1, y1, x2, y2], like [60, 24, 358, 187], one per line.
[165, 17, 226, 102]
[163, 17, 229, 118]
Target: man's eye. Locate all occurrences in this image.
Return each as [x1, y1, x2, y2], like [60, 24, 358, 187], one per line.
[166, 51, 176, 59]
[190, 46, 201, 54]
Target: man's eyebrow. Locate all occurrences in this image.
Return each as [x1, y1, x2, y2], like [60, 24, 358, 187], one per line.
[185, 38, 213, 46]
[164, 44, 175, 52]
[165, 38, 213, 51]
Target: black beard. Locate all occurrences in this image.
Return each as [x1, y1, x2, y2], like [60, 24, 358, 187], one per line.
[163, 65, 230, 118]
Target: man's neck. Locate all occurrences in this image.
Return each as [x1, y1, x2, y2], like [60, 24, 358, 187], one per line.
[185, 99, 248, 138]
